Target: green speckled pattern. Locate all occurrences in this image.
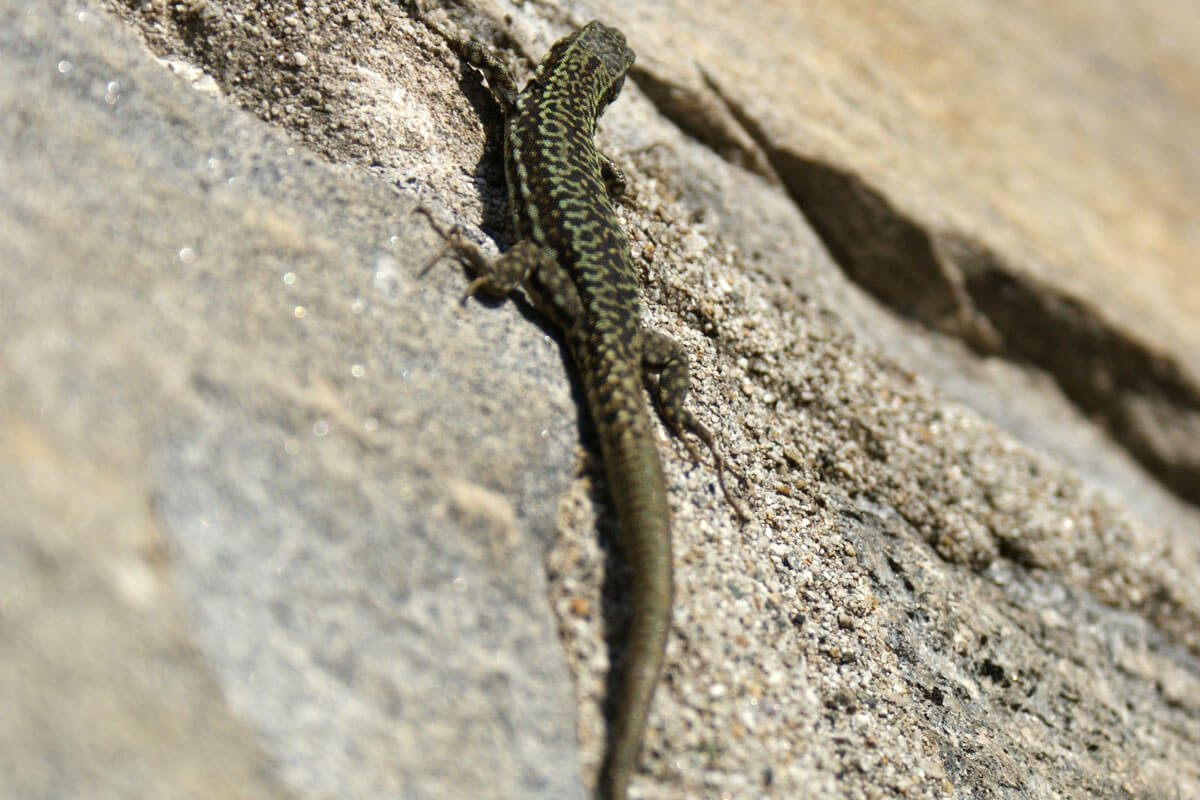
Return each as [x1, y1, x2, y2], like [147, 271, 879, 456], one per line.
[443, 21, 708, 799]
[506, 26, 664, 800]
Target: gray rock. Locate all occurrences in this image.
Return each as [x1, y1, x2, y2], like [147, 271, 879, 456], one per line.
[3, 1, 1198, 799]
[591, 0, 1200, 507]
[3, 2, 579, 798]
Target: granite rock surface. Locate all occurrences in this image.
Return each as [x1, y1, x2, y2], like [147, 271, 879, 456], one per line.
[3, 1, 1199, 798]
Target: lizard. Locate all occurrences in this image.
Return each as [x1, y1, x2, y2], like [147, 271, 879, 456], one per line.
[418, 19, 741, 799]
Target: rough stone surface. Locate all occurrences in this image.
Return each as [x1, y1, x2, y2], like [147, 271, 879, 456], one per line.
[3, 1, 1199, 799]
[587, 0, 1200, 507]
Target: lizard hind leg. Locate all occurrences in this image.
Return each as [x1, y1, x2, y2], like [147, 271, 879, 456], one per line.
[640, 329, 748, 520]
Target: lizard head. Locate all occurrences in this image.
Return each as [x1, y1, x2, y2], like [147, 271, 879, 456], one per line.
[538, 20, 636, 118]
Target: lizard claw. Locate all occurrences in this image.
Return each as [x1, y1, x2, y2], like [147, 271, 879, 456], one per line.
[413, 206, 466, 277]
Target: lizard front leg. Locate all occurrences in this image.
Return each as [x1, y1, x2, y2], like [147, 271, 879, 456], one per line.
[416, 208, 584, 330]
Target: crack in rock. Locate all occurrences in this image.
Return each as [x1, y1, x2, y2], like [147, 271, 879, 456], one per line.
[641, 66, 1200, 510]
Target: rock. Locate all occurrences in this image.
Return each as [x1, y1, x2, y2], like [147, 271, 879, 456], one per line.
[2, 1, 1198, 799]
[2, 3, 580, 798]
[593, 0, 1200, 507]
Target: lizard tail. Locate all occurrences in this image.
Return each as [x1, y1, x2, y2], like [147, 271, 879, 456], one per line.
[597, 431, 673, 800]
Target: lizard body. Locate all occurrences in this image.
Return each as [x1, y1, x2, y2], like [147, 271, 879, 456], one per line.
[421, 21, 735, 799]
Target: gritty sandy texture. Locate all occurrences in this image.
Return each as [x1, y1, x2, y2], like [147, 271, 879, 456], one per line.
[4, 0, 1200, 799]
[584, 0, 1200, 509]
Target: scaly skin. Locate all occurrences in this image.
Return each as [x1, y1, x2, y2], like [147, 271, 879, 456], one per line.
[421, 21, 737, 799]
